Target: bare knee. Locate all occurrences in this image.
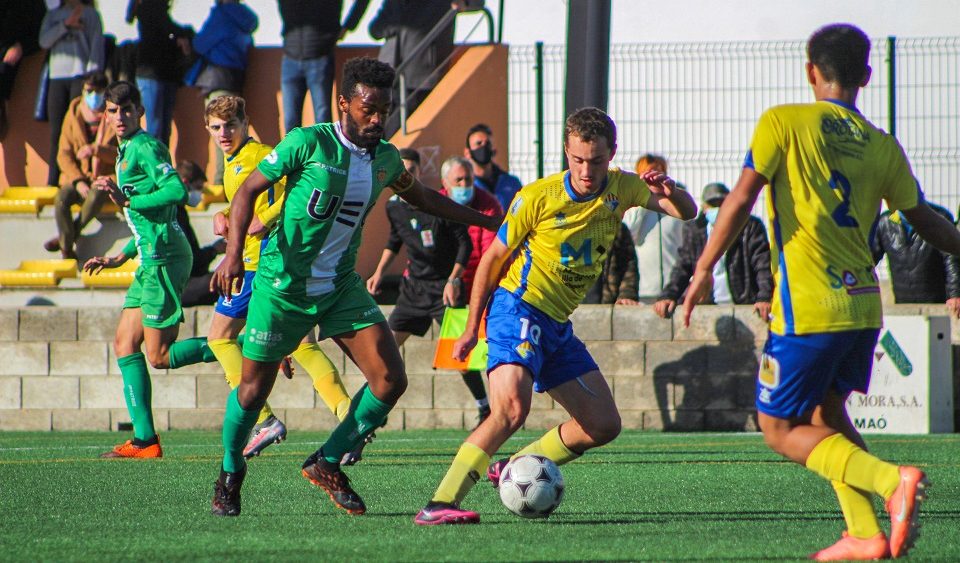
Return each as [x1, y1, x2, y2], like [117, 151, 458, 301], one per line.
[367, 368, 407, 405]
[760, 418, 791, 456]
[492, 397, 529, 434]
[582, 413, 622, 448]
[145, 348, 171, 370]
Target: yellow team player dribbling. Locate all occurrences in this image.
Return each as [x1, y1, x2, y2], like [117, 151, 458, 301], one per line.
[203, 95, 351, 458]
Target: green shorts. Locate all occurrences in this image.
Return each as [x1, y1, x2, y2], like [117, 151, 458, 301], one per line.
[123, 260, 190, 329]
[243, 272, 386, 362]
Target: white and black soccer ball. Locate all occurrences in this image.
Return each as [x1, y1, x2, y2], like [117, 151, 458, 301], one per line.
[498, 454, 565, 519]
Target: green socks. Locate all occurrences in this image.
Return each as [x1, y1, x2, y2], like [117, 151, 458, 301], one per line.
[117, 352, 155, 441]
[221, 388, 260, 473]
[168, 337, 217, 369]
[321, 385, 393, 463]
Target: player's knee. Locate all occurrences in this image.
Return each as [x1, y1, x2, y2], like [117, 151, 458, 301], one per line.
[145, 349, 170, 370]
[371, 369, 407, 404]
[494, 399, 528, 433]
[586, 413, 621, 447]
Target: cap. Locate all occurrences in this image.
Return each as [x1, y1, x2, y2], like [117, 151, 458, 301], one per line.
[701, 182, 730, 204]
[399, 147, 420, 165]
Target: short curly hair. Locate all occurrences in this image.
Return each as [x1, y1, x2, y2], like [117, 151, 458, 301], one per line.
[204, 95, 246, 124]
[564, 107, 616, 150]
[340, 57, 396, 100]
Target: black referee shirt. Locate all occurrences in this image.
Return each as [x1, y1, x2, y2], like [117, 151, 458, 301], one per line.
[384, 196, 472, 281]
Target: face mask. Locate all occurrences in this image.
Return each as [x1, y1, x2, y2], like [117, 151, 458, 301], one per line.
[449, 186, 475, 206]
[469, 144, 493, 165]
[705, 207, 720, 225]
[187, 189, 203, 207]
[84, 91, 105, 111]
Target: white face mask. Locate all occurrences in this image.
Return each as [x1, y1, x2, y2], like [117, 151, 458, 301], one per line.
[187, 190, 203, 207]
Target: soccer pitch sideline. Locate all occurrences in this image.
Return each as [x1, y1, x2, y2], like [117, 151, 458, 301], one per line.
[2, 430, 958, 561]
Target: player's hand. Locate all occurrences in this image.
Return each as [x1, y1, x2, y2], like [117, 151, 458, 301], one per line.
[615, 297, 640, 306]
[681, 269, 714, 328]
[210, 254, 244, 297]
[3, 42, 23, 66]
[452, 331, 478, 362]
[366, 272, 382, 295]
[77, 143, 95, 160]
[754, 301, 772, 323]
[247, 215, 267, 237]
[76, 180, 91, 199]
[83, 255, 122, 275]
[65, 5, 84, 28]
[93, 176, 128, 208]
[641, 169, 676, 197]
[653, 299, 676, 319]
[213, 212, 229, 237]
[947, 297, 960, 319]
[442, 281, 459, 307]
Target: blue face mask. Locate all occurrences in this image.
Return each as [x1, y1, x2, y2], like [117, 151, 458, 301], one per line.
[449, 186, 475, 206]
[84, 91, 105, 111]
[705, 207, 720, 225]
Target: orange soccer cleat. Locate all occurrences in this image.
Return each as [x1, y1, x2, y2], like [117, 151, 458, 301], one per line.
[100, 438, 163, 459]
[810, 532, 889, 561]
[885, 465, 930, 558]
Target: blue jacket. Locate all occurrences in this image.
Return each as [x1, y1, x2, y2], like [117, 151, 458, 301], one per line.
[474, 164, 522, 212]
[192, 3, 258, 70]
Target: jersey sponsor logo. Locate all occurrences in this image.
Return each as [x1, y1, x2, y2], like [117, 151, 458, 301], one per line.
[560, 239, 593, 266]
[359, 305, 381, 319]
[376, 167, 387, 184]
[156, 162, 174, 176]
[757, 353, 780, 389]
[820, 116, 870, 144]
[120, 160, 129, 172]
[307, 190, 342, 221]
[247, 327, 283, 346]
[307, 161, 347, 175]
[554, 212, 567, 226]
[515, 340, 535, 359]
[604, 193, 620, 212]
[825, 264, 879, 296]
[233, 163, 243, 175]
[120, 184, 136, 197]
[510, 196, 523, 216]
[265, 150, 279, 165]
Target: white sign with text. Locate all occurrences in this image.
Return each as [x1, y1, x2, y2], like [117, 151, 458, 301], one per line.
[846, 315, 953, 434]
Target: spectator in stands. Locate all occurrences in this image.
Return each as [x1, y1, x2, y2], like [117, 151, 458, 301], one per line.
[654, 182, 773, 319]
[621, 154, 685, 301]
[125, 0, 194, 147]
[186, 0, 258, 184]
[438, 155, 502, 425]
[369, 0, 457, 137]
[0, 0, 46, 141]
[277, 0, 369, 133]
[43, 70, 116, 261]
[39, 0, 106, 186]
[463, 123, 523, 212]
[366, 150, 480, 422]
[872, 203, 960, 316]
[582, 222, 640, 305]
[175, 160, 226, 307]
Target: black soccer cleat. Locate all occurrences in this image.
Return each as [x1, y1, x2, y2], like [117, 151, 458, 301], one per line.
[211, 466, 246, 517]
[301, 452, 366, 515]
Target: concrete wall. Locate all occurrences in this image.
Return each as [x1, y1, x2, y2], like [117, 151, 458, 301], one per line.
[1, 303, 956, 432]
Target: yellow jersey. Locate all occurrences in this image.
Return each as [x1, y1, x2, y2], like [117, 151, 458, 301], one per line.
[222, 137, 286, 271]
[498, 168, 651, 322]
[747, 100, 921, 335]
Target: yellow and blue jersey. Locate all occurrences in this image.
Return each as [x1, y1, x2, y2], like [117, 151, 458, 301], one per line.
[497, 168, 651, 322]
[223, 137, 286, 271]
[746, 100, 921, 336]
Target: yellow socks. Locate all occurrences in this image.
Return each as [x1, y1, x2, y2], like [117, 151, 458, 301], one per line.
[806, 433, 901, 500]
[291, 342, 350, 421]
[514, 425, 581, 466]
[208, 337, 273, 425]
[431, 442, 490, 505]
[832, 481, 882, 539]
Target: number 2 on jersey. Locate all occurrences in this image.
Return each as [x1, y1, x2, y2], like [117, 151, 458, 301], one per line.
[829, 170, 859, 228]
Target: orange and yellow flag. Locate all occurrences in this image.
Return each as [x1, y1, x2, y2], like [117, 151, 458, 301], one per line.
[432, 307, 488, 371]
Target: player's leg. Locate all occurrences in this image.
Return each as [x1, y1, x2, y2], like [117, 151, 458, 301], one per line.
[293, 329, 350, 421]
[460, 370, 490, 427]
[415, 362, 533, 525]
[101, 306, 161, 458]
[212, 287, 311, 516]
[139, 263, 216, 370]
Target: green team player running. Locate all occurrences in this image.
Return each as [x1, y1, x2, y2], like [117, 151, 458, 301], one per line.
[208, 57, 500, 517]
[84, 81, 218, 459]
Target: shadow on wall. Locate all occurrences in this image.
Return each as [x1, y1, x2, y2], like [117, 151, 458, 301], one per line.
[652, 315, 760, 431]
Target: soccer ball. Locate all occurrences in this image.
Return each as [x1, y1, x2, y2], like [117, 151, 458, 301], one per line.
[498, 454, 565, 519]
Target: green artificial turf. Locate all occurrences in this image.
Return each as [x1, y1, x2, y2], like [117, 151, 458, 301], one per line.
[1, 430, 957, 561]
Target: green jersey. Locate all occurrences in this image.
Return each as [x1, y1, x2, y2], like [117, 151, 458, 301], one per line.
[256, 122, 405, 298]
[117, 130, 191, 266]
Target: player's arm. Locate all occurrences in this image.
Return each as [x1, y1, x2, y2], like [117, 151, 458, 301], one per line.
[251, 178, 287, 235]
[639, 169, 698, 221]
[128, 147, 188, 210]
[682, 167, 767, 327]
[395, 174, 501, 232]
[210, 168, 273, 296]
[453, 238, 512, 361]
[901, 203, 960, 256]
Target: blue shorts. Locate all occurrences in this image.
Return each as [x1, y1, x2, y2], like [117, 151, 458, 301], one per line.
[214, 271, 257, 319]
[486, 288, 599, 393]
[756, 328, 880, 418]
